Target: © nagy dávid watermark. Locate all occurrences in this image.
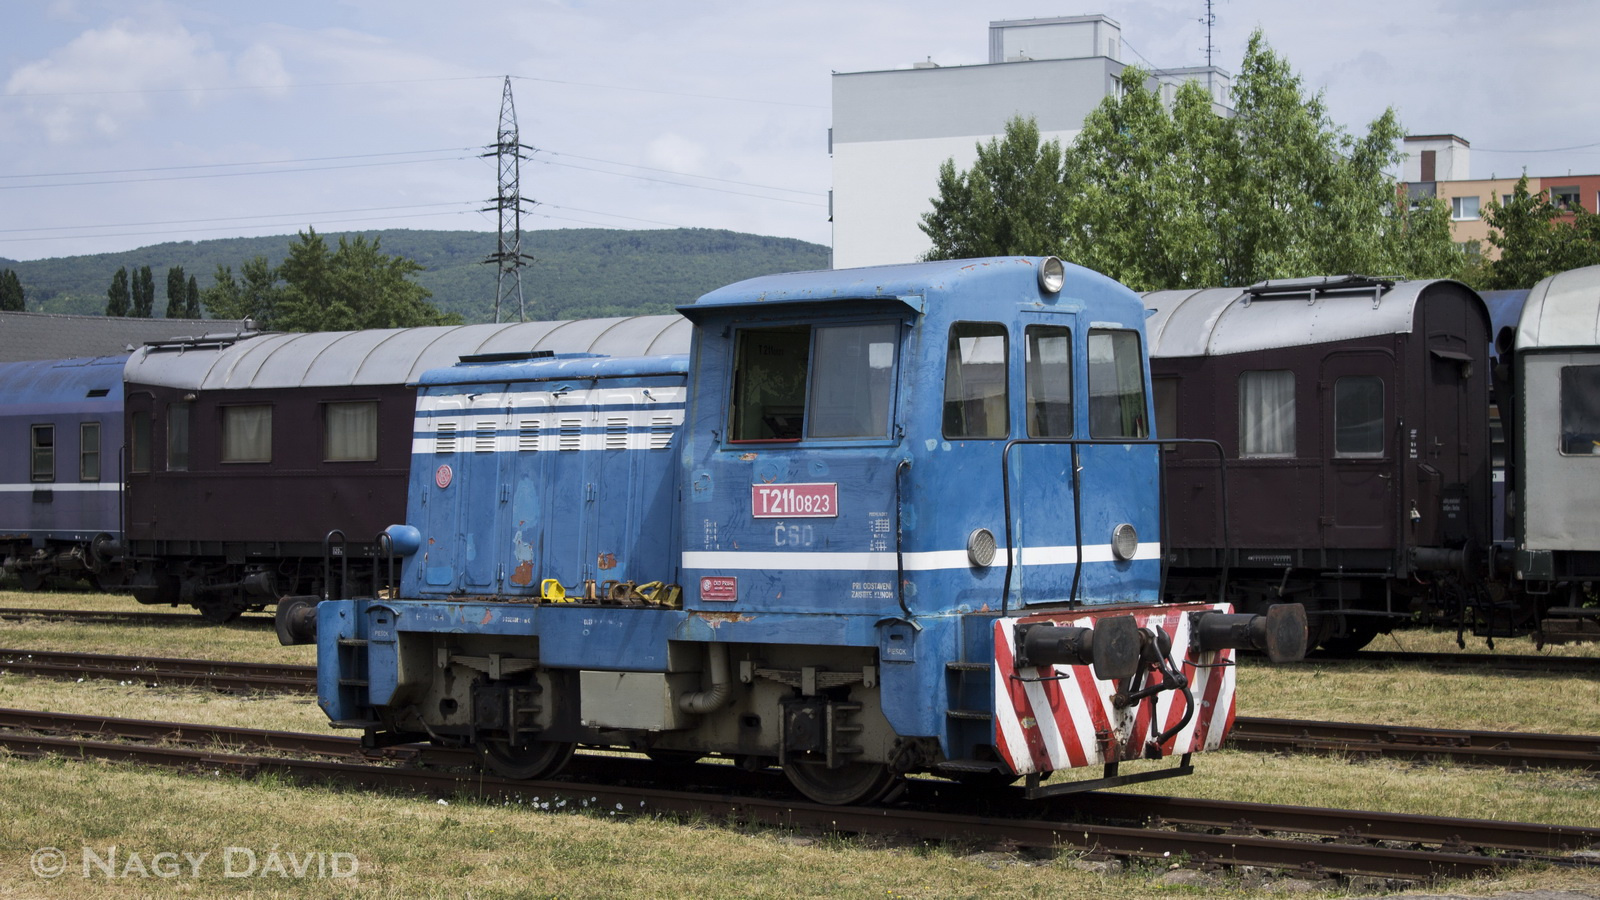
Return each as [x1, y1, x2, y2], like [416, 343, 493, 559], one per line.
[29, 845, 359, 879]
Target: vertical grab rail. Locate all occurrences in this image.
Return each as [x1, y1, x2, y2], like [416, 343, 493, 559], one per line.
[322, 529, 348, 602]
[1000, 438, 1231, 611]
[375, 530, 395, 599]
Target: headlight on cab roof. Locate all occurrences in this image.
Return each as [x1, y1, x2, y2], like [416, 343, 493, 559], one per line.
[1037, 256, 1065, 294]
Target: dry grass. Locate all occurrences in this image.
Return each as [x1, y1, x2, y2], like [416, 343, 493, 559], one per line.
[2, 584, 1599, 897]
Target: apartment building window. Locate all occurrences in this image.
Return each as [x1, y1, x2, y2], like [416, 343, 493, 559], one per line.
[1551, 186, 1581, 211]
[1451, 196, 1480, 220]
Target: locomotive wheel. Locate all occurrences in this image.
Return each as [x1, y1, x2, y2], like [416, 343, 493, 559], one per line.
[17, 570, 45, 592]
[782, 757, 898, 806]
[479, 737, 576, 780]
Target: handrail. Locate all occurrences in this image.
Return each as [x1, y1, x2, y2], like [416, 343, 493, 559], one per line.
[999, 437, 1231, 611]
[322, 530, 348, 602]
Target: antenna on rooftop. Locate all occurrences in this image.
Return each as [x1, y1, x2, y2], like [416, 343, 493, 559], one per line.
[1199, 0, 1217, 68]
[483, 76, 536, 323]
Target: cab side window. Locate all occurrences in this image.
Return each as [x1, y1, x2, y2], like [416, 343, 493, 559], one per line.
[1088, 329, 1148, 439]
[729, 322, 899, 442]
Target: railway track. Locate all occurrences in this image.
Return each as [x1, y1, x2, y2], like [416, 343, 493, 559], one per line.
[1312, 649, 1600, 674]
[0, 648, 313, 692]
[0, 706, 1595, 882]
[0, 606, 273, 627]
[6, 648, 1600, 773]
[1229, 717, 1600, 770]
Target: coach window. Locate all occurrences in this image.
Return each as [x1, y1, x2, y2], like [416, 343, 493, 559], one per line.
[1024, 325, 1073, 437]
[167, 402, 191, 471]
[1240, 370, 1295, 457]
[221, 404, 272, 463]
[1334, 376, 1384, 457]
[326, 401, 379, 461]
[944, 323, 1009, 439]
[1559, 365, 1600, 455]
[1088, 329, 1148, 439]
[30, 425, 54, 482]
[80, 422, 101, 482]
[130, 411, 152, 473]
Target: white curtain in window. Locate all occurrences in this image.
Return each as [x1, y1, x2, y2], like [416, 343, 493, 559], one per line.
[1240, 370, 1295, 456]
[326, 402, 378, 461]
[223, 405, 272, 462]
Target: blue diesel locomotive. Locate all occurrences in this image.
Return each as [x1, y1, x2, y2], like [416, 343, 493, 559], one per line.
[299, 257, 1306, 804]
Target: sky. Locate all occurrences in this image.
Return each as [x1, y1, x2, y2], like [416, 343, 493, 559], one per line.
[2, 0, 1597, 263]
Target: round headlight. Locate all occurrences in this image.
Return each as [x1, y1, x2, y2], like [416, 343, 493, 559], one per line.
[1038, 256, 1066, 294]
[967, 528, 997, 568]
[1111, 523, 1138, 561]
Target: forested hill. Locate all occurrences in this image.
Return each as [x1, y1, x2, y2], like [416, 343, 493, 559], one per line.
[1, 228, 831, 323]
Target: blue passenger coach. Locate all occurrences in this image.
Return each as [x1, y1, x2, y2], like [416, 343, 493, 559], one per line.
[0, 355, 126, 589]
[310, 258, 1302, 804]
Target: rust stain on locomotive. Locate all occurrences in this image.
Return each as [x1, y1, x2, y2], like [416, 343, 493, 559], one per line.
[597, 552, 617, 570]
[691, 611, 755, 627]
[510, 560, 535, 586]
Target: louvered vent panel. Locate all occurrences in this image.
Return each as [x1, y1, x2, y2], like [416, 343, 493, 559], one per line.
[474, 422, 497, 453]
[649, 416, 675, 450]
[558, 418, 583, 451]
[436, 422, 457, 454]
[605, 417, 629, 450]
[517, 420, 541, 452]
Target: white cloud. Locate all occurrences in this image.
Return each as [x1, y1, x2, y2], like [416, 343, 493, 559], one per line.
[5, 20, 232, 140]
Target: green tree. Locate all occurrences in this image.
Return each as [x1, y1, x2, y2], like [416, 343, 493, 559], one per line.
[922, 31, 1465, 289]
[0, 268, 24, 311]
[273, 228, 460, 331]
[131, 265, 155, 317]
[106, 267, 131, 317]
[185, 274, 201, 318]
[201, 255, 283, 326]
[165, 265, 187, 318]
[1479, 175, 1600, 289]
[919, 117, 1068, 259]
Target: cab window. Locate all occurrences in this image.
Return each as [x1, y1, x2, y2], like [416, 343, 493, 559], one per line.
[1088, 329, 1148, 439]
[944, 323, 1008, 439]
[1025, 325, 1073, 437]
[730, 322, 898, 442]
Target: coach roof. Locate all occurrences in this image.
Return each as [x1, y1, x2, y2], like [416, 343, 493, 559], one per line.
[1516, 264, 1600, 351]
[1141, 277, 1459, 358]
[123, 316, 691, 390]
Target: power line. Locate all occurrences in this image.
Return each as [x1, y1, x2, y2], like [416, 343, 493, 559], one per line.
[530, 155, 826, 207]
[0, 208, 489, 245]
[536, 148, 825, 197]
[0, 153, 477, 191]
[0, 201, 476, 235]
[3, 72, 826, 110]
[1473, 140, 1600, 155]
[0, 148, 475, 180]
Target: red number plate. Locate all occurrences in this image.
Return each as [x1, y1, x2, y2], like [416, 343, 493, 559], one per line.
[700, 576, 737, 602]
[751, 483, 838, 518]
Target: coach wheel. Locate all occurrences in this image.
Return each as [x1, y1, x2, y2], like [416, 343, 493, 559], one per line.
[16, 570, 45, 592]
[1317, 623, 1381, 656]
[782, 757, 898, 806]
[194, 599, 243, 625]
[478, 737, 576, 780]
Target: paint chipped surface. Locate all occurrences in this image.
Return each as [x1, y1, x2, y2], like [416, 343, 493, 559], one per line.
[597, 552, 617, 570]
[690, 611, 756, 627]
